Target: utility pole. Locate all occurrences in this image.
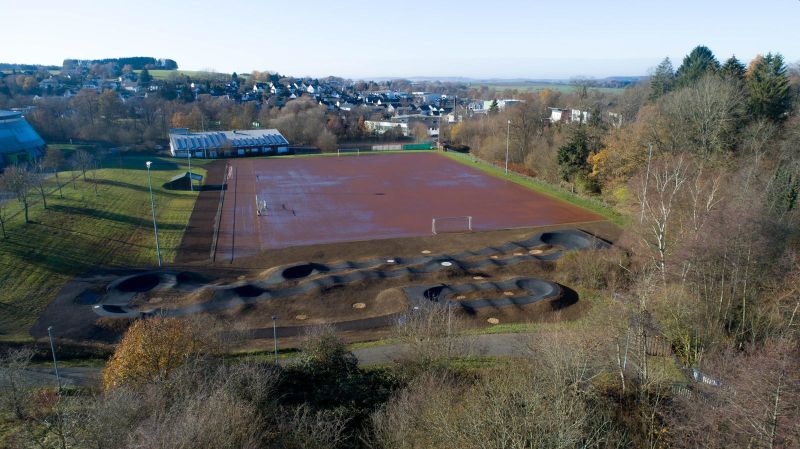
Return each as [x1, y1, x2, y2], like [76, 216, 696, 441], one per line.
[271, 315, 278, 364]
[47, 326, 62, 391]
[145, 161, 162, 267]
[187, 151, 193, 192]
[505, 119, 511, 174]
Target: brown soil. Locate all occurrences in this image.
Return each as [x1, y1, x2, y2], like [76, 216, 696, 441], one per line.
[447, 288, 528, 302]
[36, 219, 619, 347]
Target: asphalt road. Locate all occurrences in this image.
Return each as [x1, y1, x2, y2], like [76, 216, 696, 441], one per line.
[18, 332, 536, 388]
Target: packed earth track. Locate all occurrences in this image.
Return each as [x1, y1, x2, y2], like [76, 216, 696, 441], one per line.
[188, 152, 604, 262]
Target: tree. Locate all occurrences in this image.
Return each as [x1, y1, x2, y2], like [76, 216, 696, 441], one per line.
[557, 128, 591, 182]
[746, 53, 792, 122]
[297, 326, 358, 379]
[0, 348, 34, 420]
[102, 317, 218, 390]
[138, 68, 152, 87]
[32, 160, 49, 209]
[660, 74, 744, 155]
[98, 89, 124, 122]
[720, 55, 746, 81]
[675, 45, 720, 87]
[488, 99, 499, 115]
[42, 148, 65, 198]
[72, 150, 94, 182]
[0, 348, 71, 448]
[411, 121, 429, 142]
[0, 204, 7, 238]
[650, 57, 675, 99]
[0, 165, 34, 223]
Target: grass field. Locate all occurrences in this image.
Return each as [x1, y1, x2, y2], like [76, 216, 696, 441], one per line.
[134, 69, 244, 81]
[442, 151, 625, 225]
[470, 82, 624, 95]
[0, 154, 207, 340]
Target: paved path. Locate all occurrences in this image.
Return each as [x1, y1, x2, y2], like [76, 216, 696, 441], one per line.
[18, 332, 536, 388]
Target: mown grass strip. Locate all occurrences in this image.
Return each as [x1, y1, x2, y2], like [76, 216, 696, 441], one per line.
[441, 151, 625, 225]
[0, 154, 205, 340]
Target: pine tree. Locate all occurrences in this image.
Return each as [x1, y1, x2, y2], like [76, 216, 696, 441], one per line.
[675, 45, 720, 87]
[488, 99, 499, 115]
[138, 68, 152, 87]
[557, 128, 591, 182]
[746, 53, 792, 121]
[650, 57, 675, 100]
[720, 55, 746, 81]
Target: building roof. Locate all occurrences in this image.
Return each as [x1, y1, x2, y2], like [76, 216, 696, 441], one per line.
[168, 129, 289, 151]
[168, 172, 204, 183]
[0, 110, 46, 155]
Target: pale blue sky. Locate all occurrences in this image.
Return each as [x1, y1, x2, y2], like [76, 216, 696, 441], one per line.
[2, 0, 798, 79]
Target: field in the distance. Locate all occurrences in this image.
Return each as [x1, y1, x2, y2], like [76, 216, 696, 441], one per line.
[133, 69, 246, 81]
[469, 82, 624, 94]
[0, 154, 206, 339]
[211, 152, 604, 261]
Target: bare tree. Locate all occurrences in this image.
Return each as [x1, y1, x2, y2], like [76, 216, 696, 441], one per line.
[391, 302, 469, 377]
[0, 203, 7, 238]
[72, 149, 95, 182]
[32, 160, 49, 209]
[42, 148, 65, 199]
[0, 165, 34, 223]
[0, 348, 35, 420]
[635, 153, 689, 282]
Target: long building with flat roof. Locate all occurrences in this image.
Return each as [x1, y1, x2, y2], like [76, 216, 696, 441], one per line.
[0, 110, 45, 167]
[168, 128, 289, 158]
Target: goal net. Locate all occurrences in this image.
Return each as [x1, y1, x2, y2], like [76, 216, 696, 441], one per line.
[432, 216, 473, 234]
[337, 148, 360, 156]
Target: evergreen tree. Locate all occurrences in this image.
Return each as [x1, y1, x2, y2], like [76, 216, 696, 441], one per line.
[488, 99, 499, 115]
[746, 53, 792, 121]
[557, 128, 591, 182]
[720, 55, 746, 81]
[649, 57, 675, 100]
[138, 68, 152, 87]
[675, 45, 720, 87]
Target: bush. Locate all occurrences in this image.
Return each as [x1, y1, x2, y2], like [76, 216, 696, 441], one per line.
[556, 248, 630, 291]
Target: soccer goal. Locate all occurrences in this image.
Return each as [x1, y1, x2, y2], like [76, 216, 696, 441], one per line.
[255, 194, 268, 216]
[337, 148, 360, 157]
[432, 216, 473, 234]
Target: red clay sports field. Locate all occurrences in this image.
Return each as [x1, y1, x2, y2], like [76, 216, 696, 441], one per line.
[213, 152, 603, 261]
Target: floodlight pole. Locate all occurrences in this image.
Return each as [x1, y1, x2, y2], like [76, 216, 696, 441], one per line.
[47, 326, 62, 392]
[145, 161, 162, 267]
[271, 315, 278, 364]
[188, 151, 193, 192]
[505, 119, 511, 174]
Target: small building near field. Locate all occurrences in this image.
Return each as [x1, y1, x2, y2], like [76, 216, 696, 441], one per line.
[0, 110, 46, 167]
[164, 171, 203, 190]
[168, 128, 289, 158]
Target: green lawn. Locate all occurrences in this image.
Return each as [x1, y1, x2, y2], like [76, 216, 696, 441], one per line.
[442, 151, 624, 225]
[0, 154, 206, 340]
[43, 143, 95, 158]
[134, 69, 244, 81]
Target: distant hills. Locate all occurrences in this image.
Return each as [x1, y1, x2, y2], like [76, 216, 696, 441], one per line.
[368, 76, 646, 89]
